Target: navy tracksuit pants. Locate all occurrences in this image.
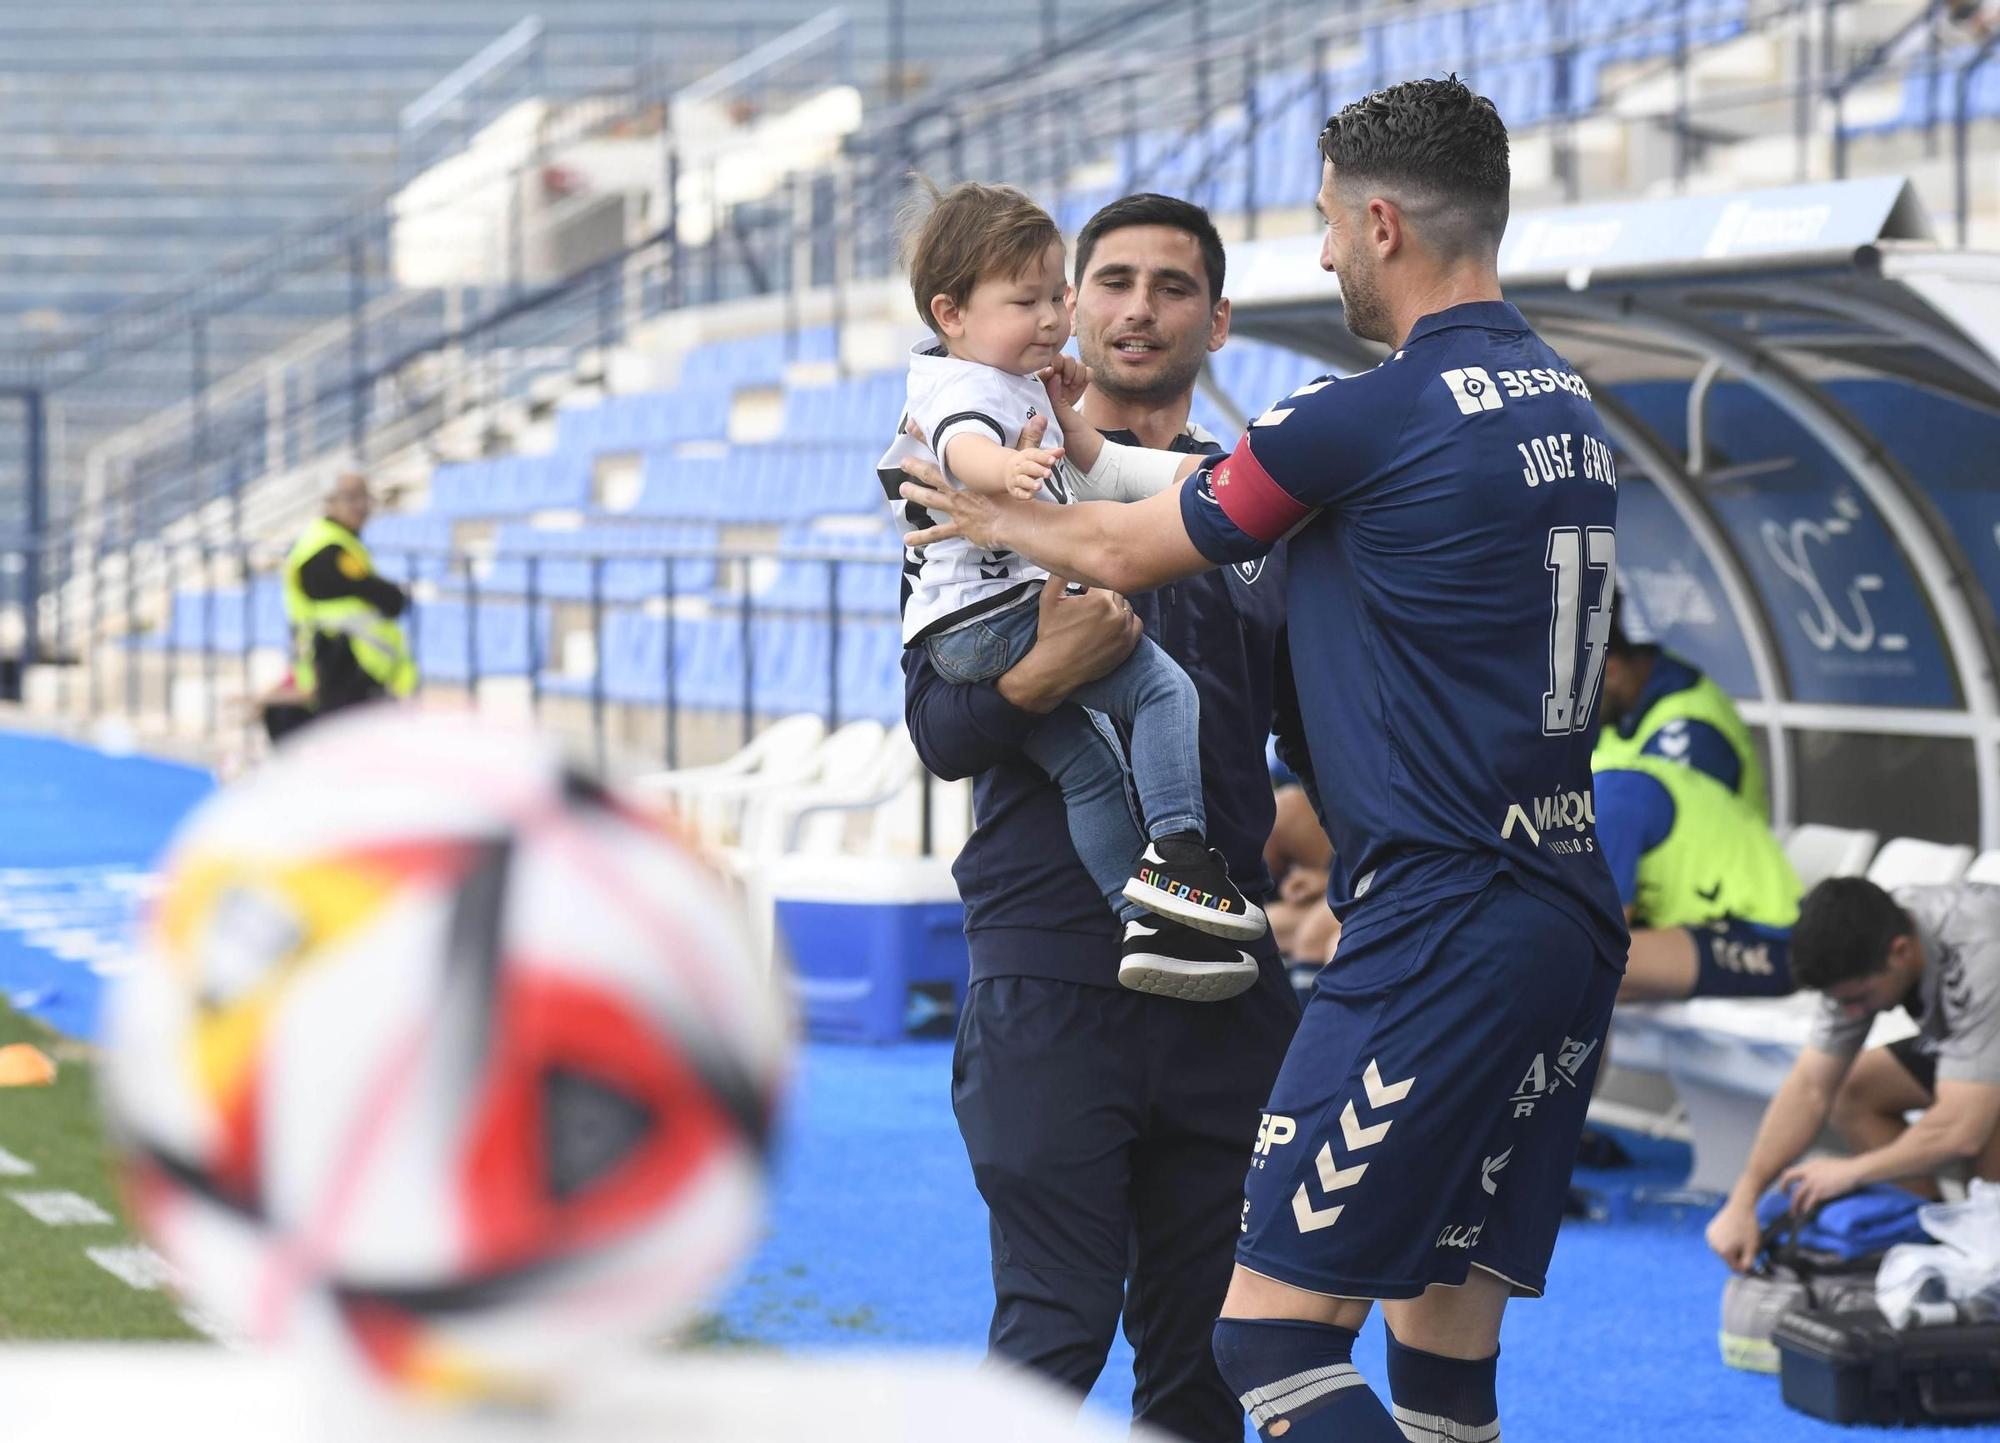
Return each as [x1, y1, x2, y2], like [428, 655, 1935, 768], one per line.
[952, 966, 1300, 1442]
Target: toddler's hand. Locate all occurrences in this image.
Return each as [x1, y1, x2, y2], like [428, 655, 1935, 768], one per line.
[1006, 446, 1064, 499]
[1039, 355, 1091, 411]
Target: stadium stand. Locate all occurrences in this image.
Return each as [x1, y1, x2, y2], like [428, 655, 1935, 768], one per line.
[16, 0, 2000, 851]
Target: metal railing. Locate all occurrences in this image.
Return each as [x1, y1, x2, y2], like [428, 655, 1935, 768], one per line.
[27, 536, 905, 776]
[399, 16, 549, 178]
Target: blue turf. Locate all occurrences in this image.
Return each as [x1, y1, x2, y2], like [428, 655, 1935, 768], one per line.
[7, 730, 1975, 1438]
[0, 732, 213, 1039]
[726, 1042, 1977, 1442]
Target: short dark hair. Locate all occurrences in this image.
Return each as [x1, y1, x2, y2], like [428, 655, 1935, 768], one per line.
[900, 178, 1061, 333]
[1608, 618, 1658, 662]
[1318, 75, 1510, 258]
[1791, 877, 1914, 992]
[1073, 193, 1226, 301]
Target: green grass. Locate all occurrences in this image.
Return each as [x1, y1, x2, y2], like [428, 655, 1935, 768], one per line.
[0, 1002, 201, 1341]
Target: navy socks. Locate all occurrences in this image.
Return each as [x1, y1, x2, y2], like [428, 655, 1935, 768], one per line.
[1384, 1328, 1500, 1442]
[1211, 1317, 1403, 1440]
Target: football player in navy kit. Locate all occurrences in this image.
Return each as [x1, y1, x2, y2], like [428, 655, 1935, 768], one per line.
[900, 80, 1626, 1442]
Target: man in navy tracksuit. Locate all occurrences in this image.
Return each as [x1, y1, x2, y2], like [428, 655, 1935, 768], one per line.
[901, 195, 1300, 1441]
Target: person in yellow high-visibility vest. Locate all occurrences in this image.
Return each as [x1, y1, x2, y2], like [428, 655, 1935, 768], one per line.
[278, 473, 416, 732]
[1594, 757, 1801, 1002]
[1593, 619, 1767, 820]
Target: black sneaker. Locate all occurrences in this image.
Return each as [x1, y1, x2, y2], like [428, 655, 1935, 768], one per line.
[1122, 833, 1268, 941]
[1119, 918, 1259, 1002]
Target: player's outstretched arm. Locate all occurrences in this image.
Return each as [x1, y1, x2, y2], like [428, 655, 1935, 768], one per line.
[899, 465, 1212, 595]
[1705, 1047, 1848, 1270]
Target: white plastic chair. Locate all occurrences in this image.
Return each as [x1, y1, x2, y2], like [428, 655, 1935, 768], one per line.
[630, 712, 826, 806]
[1783, 824, 1879, 891]
[738, 724, 919, 858]
[1965, 850, 2000, 886]
[1865, 837, 1974, 890]
[684, 718, 888, 845]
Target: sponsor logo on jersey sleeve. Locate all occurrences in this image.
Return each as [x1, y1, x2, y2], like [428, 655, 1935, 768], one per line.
[1441, 366, 1504, 415]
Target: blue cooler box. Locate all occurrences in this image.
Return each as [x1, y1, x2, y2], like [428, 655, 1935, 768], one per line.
[772, 856, 969, 1043]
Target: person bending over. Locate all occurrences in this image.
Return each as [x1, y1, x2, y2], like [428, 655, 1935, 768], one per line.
[1706, 875, 2000, 1270]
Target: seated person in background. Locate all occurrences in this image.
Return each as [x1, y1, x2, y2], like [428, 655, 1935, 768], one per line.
[1594, 620, 1767, 821]
[1706, 876, 2000, 1270]
[1594, 757, 1801, 1001]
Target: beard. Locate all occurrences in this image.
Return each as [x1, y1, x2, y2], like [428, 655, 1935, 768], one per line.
[1078, 333, 1208, 407]
[1339, 257, 1392, 344]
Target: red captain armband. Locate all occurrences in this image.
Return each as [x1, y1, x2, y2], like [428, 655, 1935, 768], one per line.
[1208, 435, 1312, 543]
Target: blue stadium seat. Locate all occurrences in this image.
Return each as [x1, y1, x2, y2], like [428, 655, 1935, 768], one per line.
[424, 454, 588, 519]
[467, 522, 722, 603]
[557, 384, 734, 455]
[678, 326, 838, 387]
[836, 621, 906, 725]
[365, 514, 456, 583]
[780, 374, 902, 443]
[637, 445, 882, 521]
[753, 616, 832, 716]
[408, 601, 551, 684]
[758, 521, 902, 616]
[147, 578, 289, 653]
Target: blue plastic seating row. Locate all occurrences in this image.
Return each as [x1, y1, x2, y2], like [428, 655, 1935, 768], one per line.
[746, 522, 902, 616]
[1845, 49, 2000, 135]
[779, 372, 905, 443]
[365, 514, 458, 582]
[555, 383, 735, 456]
[144, 578, 289, 652]
[550, 612, 903, 724]
[634, 444, 882, 522]
[1106, 0, 1751, 215]
[142, 586, 550, 687]
[454, 522, 723, 603]
[428, 454, 592, 518]
[680, 326, 838, 387]
[405, 601, 552, 684]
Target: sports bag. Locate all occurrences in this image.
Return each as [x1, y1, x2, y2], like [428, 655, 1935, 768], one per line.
[1721, 1213, 1883, 1373]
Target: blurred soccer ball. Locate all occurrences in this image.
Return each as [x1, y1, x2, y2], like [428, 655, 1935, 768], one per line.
[101, 707, 789, 1401]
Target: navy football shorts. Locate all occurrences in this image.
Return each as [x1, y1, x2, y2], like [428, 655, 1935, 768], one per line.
[1236, 875, 1618, 1301]
[1688, 917, 1793, 998]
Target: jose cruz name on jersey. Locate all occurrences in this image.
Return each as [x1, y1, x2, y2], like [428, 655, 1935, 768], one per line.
[1514, 431, 1618, 490]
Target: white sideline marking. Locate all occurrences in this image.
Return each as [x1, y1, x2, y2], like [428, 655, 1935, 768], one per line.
[7, 1190, 113, 1226]
[177, 1303, 239, 1347]
[87, 1244, 239, 1346]
[0, 866, 155, 1005]
[86, 1244, 176, 1291]
[0, 1145, 34, 1177]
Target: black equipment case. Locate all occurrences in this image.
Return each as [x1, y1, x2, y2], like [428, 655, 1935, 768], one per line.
[1773, 1308, 2000, 1426]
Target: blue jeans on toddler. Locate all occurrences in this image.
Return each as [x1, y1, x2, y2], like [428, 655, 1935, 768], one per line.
[926, 596, 1205, 922]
